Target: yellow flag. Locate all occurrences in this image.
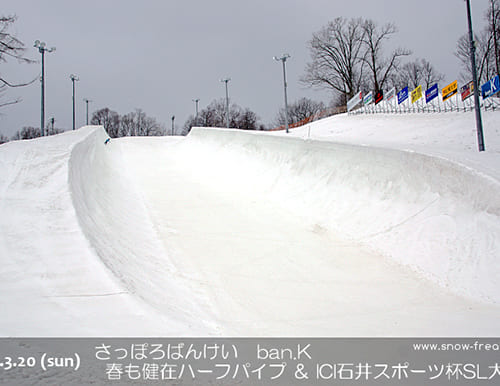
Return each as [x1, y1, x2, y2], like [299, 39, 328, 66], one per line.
[442, 80, 458, 102]
[411, 85, 422, 104]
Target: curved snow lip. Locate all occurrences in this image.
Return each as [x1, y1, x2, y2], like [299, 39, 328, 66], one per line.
[68, 127, 219, 333]
[185, 127, 500, 304]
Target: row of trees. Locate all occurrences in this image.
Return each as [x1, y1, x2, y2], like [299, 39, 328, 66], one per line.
[301, 17, 444, 105]
[182, 98, 264, 135]
[90, 108, 164, 138]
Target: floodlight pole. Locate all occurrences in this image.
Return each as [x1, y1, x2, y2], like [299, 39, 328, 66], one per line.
[465, 0, 485, 151]
[192, 98, 200, 126]
[220, 78, 231, 128]
[84, 98, 92, 125]
[34, 40, 55, 136]
[70, 74, 79, 130]
[274, 54, 291, 133]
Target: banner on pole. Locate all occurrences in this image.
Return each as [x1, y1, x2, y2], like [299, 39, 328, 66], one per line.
[481, 75, 500, 99]
[460, 81, 474, 101]
[442, 80, 458, 102]
[347, 91, 363, 112]
[375, 90, 384, 105]
[363, 92, 373, 105]
[397, 87, 408, 105]
[385, 87, 396, 102]
[425, 83, 439, 103]
[411, 85, 422, 104]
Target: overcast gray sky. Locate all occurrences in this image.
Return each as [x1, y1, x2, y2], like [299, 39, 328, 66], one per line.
[0, 0, 491, 137]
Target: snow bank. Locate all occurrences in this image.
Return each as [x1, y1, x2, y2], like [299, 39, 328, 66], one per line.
[185, 127, 500, 303]
[68, 127, 217, 333]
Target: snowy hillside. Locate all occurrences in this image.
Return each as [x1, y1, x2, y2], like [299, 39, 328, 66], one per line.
[0, 111, 499, 337]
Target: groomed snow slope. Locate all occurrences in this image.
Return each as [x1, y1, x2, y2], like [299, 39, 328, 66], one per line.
[184, 126, 500, 304]
[1, 111, 500, 336]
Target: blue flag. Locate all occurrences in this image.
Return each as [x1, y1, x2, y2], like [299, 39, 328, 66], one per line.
[481, 75, 500, 99]
[397, 87, 409, 105]
[425, 83, 439, 103]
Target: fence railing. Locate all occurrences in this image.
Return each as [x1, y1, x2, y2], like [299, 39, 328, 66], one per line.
[349, 94, 500, 115]
[269, 106, 347, 132]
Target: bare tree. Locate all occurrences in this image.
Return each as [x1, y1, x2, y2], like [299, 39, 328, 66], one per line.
[455, 0, 500, 85]
[0, 15, 36, 107]
[119, 111, 136, 136]
[395, 58, 444, 90]
[456, 31, 494, 85]
[182, 99, 261, 134]
[91, 108, 120, 138]
[0, 133, 9, 144]
[488, 0, 500, 76]
[275, 97, 325, 126]
[302, 17, 366, 101]
[134, 108, 162, 136]
[362, 20, 411, 93]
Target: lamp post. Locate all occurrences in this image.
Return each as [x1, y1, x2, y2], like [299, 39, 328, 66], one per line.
[274, 54, 291, 133]
[465, 0, 485, 152]
[220, 78, 231, 128]
[49, 117, 55, 134]
[84, 98, 92, 125]
[34, 40, 56, 137]
[70, 74, 79, 130]
[192, 98, 200, 126]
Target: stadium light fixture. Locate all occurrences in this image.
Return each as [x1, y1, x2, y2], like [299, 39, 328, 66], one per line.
[34, 40, 56, 136]
[274, 54, 291, 133]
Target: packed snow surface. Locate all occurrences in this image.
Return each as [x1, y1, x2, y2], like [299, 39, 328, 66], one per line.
[1, 111, 499, 337]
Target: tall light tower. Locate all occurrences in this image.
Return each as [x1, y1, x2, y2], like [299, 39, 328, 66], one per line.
[83, 98, 92, 125]
[274, 54, 291, 133]
[465, 0, 485, 151]
[34, 40, 56, 136]
[70, 74, 79, 130]
[220, 78, 231, 128]
[192, 98, 200, 126]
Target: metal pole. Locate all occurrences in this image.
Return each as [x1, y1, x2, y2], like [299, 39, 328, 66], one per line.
[220, 78, 231, 128]
[70, 74, 79, 130]
[466, 0, 485, 151]
[282, 59, 289, 133]
[34, 41, 55, 137]
[72, 79, 76, 130]
[225, 81, 229, 128]
[274, 54, 291, 133]
[84, 99, 90, 125]
[192, 98, 200, 126]
[41, 49, 45, 136]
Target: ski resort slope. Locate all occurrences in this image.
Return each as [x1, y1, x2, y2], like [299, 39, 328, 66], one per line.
[0, 111, 500, 337]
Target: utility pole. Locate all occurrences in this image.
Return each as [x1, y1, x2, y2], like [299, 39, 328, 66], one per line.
[70, 74, 79, 130]
[465, 0, 485, 151]
[84, 98, 92, 125]
[274, 54, 291, 133]
[220, 78, 231, 128]
[192, 98, 200, 126]
[49, 117, 55, 134]
[34, 40, 56, 136]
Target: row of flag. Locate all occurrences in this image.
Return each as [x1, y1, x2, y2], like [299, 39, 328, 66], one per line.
[347, 75, 500, 112]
